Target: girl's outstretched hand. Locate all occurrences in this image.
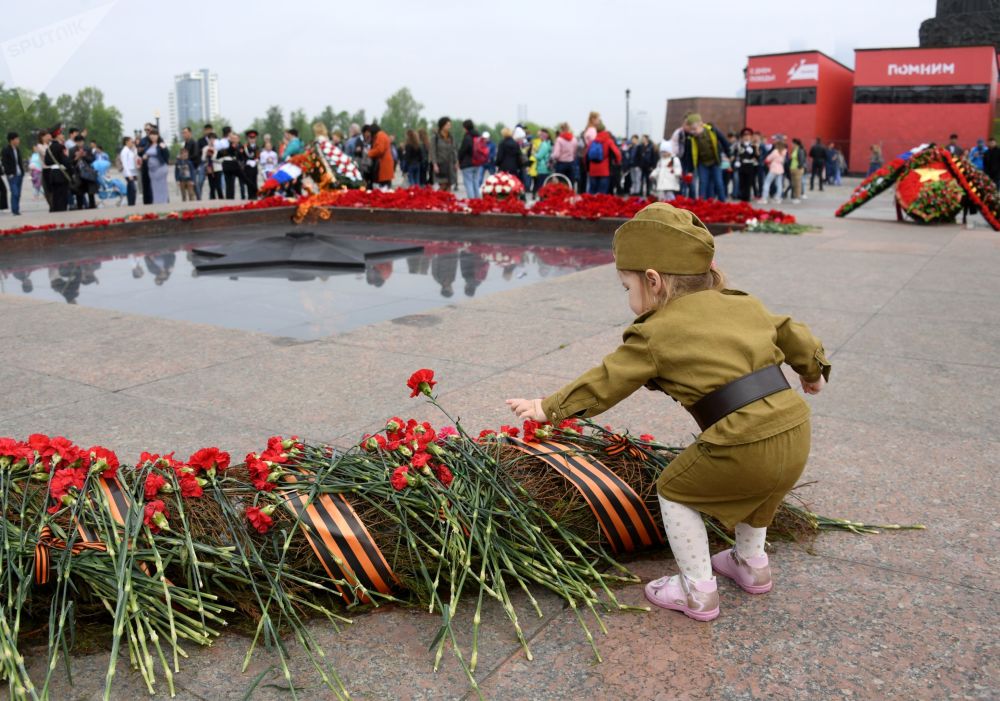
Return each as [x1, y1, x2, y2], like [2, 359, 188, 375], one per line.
[800, 375, 826, 395]
[506, 397, 547, 422]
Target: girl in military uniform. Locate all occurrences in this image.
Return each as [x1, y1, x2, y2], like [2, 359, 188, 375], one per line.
[507, 202, 830, 621]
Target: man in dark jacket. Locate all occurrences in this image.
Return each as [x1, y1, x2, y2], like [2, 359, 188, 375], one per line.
[808, 137, 826, 191]
[457, 119, 481, 199]
[1, 132, 24, 215]
[984, 137, 1000, 189]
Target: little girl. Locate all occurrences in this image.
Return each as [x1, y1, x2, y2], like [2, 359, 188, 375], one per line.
[650, 144, 682, 201]
[760, 141, 787, 204]
[507, 202, 829, 621]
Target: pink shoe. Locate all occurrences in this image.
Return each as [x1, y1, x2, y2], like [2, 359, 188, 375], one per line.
[711, 548, 773, 594]
[644, 575, 719, 621]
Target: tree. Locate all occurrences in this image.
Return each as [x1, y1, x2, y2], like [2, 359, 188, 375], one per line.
[249, 105, 285, 142]
[0, 83, 122, 151]
[380, 88, 424, 141]
[349, 109, 367, 129]
[289, 108, 311, 140]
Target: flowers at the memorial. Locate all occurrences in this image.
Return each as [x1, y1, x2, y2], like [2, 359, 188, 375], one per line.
[143, 472, 168, 499]
[245, 504, 275, 533]
[187, 446, 231, 475]
[407, 368, 437, 397]
[48, 465, 87, 512]
[481, 171, 525, 197]
[143, 499, 170, 532]
[86, 445, 119, 478]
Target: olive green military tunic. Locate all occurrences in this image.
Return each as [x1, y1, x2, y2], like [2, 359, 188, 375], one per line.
[541, 288, 831, 528]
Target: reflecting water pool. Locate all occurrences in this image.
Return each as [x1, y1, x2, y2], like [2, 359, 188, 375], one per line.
[0, 234, 612, 339]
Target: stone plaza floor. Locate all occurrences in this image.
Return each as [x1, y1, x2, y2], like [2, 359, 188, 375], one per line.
[0, 185, 997, 700]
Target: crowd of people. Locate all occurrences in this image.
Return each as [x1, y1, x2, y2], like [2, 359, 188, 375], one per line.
[2, 111, 1000, 217]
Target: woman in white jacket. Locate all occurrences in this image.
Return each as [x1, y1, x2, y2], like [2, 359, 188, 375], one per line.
[650, 142, 683, 201]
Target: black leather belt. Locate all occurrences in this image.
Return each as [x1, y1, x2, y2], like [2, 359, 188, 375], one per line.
[687, 365, 790, 431]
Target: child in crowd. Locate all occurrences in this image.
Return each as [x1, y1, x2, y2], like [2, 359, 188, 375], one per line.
[175, 148, 195, 201]
[507, 202, 829, 621]
[761, 142, 787, 204]
[650, 143, 682, 201]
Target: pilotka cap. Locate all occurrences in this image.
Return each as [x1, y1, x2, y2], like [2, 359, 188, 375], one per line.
[612, 202, 715, 275]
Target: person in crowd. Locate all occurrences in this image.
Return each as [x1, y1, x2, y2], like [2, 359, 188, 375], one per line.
[683, 114, 729, 201]
[760, 141, 787, 205]
[35, 131, 52, 207]
[2, 132, 25, 215]
[218, 129, 245, 200]
[331, 129, 344, 147]
[142, 129, 170, 204]
[983, 136, 1000, 189]
[650, 143, 682, 201]
[585, 122, 621, 195]
[552, 123, 577, 186]
[282, 128, 304, 161]
[867, 144, 883, 176]
[531, 129, 553, 196]
[946, 133, 963, 158]
[175, 148, 196, 201]
[243, 130, 260, 199]
[29, 145, 43, 200]
[481, 131, 497, 177]
[732, 128, 759, 203]
[458, 119, 481, 198]
[787, 138, 807, 203]
[403, 129, 423, 187]
[826, 142, 843, 185]
[429, 116, 458, 191]
[180, 126, 199, 200]
[495, 127, 522, 176]
[71, 139, 98, 210]
[720, 133, 735, 199]
[366, 123, 394, 189]
[808, 137, 826, 192]
[202, 133, 223, 199]
[512, 125, 529, 185]
[583, 111, 601, 146]
[119, 135, 138, 206]
[343, 123, 364, 163]
[967, 138, 987, 170]
[42, 125, 72, 212]
[195, 123, 214, 199]
[607, 131, 625, 195]
[417, 127, 431, 185]
[259, 134, 278, 183]
[638, 134, 657, 197]
[623, 135, 638, 194]
[137, 123, 154, 204]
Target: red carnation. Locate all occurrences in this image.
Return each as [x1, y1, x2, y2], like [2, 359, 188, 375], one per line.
[477, 429, 497, 442]
[390, 465, 411, 491]
[522, 420, 553, 443]
[557, 419, 582, 435]
[406, 369, 437, 398]
[639, 433, 656, 442]
[187, 447, 231, 474]
[48, 466, 87, 513]
[436, 426, 458, 442]
[143, 500, 170, 532]
[49, 436, 85, 468]
[176, 471, 204, 498]
[144, 472, 167, 499]
[411, 452, 432, 470]
[498, 425, 520, 438]
[385, 416, 405, 435]
[434, 464, 454, 488]
[87, 445, 119, 479]
[246, 505, 274, 534]
[0, 438, 33, 468]
[246, 452, 274, 492]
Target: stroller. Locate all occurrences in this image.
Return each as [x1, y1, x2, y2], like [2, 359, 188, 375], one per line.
[93, 158, 128, 206]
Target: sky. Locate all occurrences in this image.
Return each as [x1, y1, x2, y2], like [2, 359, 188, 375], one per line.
[0, 0, 937, 139]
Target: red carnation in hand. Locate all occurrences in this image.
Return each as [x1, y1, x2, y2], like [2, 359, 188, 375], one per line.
[144, 472, 167, 499]
[187, 447, 231, 474]
[406, 369, 437, 398]
[246, 505, 274, 534]
[390, 465, 411, 491]
[434, 464, 454, 488]
[48, 466, 87, 513]
[87, 446, 119, 479]
[143, 500, 170, 532]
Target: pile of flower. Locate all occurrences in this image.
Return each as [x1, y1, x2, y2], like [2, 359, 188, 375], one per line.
[834, 158, 907, 217]
[480, 171, 525, 197]
[0, 369, 920, 699]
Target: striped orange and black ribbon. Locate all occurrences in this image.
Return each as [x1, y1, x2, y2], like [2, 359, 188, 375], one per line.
[604, 434, 647, 461]
[34, 525, 108, 585]
[508, 438, 663, 554]
[281, 471, 397, 604]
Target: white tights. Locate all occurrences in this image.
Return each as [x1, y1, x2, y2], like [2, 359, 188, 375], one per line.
[658, 496, 768, 581]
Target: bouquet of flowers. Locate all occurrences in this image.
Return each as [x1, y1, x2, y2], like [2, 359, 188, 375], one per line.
[480, 172, 525, 198]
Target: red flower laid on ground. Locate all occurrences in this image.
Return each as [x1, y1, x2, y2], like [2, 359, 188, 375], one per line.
[434, 464, 454, 488]
[245, 505, 274, 534]
[246, 453, 274, 492]
[521, 420, 552, 443]
[407, 369, 437, 398]
[176, 471, 204, 499]
[144, 472, 167, 499]
[0, 438, 33, 468]
[411, 452, 432, 469]
[48, 466, 87, 513]
[390, 465, 411, 490]
[143, 500, 170, 532]
[498, 425, 520, 438]
[187, 447, 231, 474]
[639, 434, 656, 442]
[87, 446, 119, 479]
